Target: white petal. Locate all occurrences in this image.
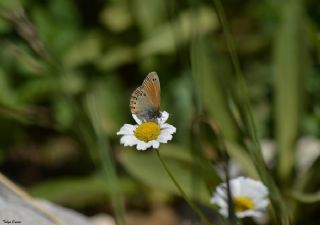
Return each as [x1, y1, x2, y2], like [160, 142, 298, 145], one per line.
[237, 177, 268, 198]
[230, 176, 244, 196]
[255, 199, 269, 209]
[161, 123, 176, 134]
[215, 185, 227, 201]
[157, 133, 173, 143]
[120, 135, 138, 146]
[210, 194, 227, 208]
[218, 208, 228, 217]
[117, 124, 136, 135]
[132, 114, 142, 124]
[210, 177, 269, 219]
[210, 184, 229, 211]
[151, 140, 160, 149]
[237, 210, 263, 218]
[159, 111, 169, 125]
[136, 141, 150, 150]
[245, 177, 268, 194]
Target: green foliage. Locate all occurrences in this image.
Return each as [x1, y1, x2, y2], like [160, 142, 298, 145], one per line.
[0, 0, 319, 224]
[274, 0, 308, 184]
[120, 144, 220, 204]
[29, 175, 139, 208]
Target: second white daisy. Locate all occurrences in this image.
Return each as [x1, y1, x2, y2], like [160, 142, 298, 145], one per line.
[211, 176, 269, 218]
[117, 111, 176, 151]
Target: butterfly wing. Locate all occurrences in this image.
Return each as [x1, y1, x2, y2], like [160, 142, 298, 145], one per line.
[142, 72, 160, 111]
[130, 72, 161, 121]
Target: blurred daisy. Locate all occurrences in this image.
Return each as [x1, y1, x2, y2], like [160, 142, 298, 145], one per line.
[211, 177, 269, 218]
[117, 111, 176, 150]
[296, 136, 320, 172]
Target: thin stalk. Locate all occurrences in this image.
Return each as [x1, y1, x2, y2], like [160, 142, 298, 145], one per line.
[211, 1, 290, 224]
[86, 97, 126, 225]
[212, 0, 259, 148]
[203, 118, 237, 225]
[155, 149, 214, 225]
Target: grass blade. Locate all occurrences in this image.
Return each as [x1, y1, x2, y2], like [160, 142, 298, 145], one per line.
[211, 0, 292, 224]
[274, 0, 307, 184]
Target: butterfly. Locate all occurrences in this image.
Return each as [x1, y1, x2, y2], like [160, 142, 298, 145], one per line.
[130, 72, 161, 122]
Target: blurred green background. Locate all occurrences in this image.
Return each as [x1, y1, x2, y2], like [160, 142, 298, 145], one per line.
[0, 0, 319, 224]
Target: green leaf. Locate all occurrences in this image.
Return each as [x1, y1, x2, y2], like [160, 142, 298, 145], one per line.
[274, 0, 308, 183]
[0, 69, 18, 106]
[84, 76, 127, 136]
[291, 191, 320, 203]
[53, 98, 74, 130]
[17, 71, 84, 103]
[226, 142, 258, 178]
[63, 33, 102, 68]
[31, 0, 80, 56]
[119, 144, 220, 205]
[29, 176, 138, 208]
[132, 0, 166, 36]
[0, 0, 20, 9]
[100, 4, 132, 32]
[164, 75, 193, 142]
[97, 47, 134, 71]
[138, 7, 218, 57]
[191, 38, 239, 141]
[17, 77, 59, 102]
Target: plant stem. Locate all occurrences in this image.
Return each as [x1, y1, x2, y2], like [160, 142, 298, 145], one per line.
[155, 149, 214, 225]
[86, 96, 126, 225]
[211, 1, 290, 224]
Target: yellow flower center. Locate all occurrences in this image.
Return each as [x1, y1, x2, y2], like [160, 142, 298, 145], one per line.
[134, 122, 160, 142]
[233, 196, 255, 212]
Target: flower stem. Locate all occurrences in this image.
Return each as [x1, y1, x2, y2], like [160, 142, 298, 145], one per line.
[211, 1, 290, 224]
[155, 149, 214, 225]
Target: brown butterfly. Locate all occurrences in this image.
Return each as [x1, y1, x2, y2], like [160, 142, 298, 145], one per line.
[130, 72, 161, 122]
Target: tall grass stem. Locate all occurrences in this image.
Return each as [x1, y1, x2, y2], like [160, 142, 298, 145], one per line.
[155, 149, 214, 225]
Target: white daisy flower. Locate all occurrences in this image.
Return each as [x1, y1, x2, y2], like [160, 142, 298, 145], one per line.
[211, 176, 269, 218]
[117, 111, 176, 151]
